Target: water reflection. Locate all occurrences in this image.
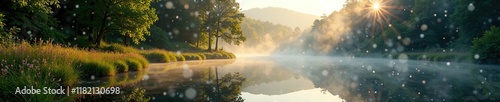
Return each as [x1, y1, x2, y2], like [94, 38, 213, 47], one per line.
[81, 56, 500, 102]
[81, 60, 247, 102]
[269, 56, 500, 102]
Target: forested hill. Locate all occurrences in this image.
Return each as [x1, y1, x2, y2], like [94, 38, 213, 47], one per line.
[242, 7, 319, 30]
[279, 0, 500, 56]
[221, 18, 303, 55]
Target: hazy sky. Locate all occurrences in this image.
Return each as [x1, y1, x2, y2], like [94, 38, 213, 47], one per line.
[236, 0, 347, 16]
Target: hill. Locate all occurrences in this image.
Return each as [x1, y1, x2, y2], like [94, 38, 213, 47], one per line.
[242, 7, 319, 30]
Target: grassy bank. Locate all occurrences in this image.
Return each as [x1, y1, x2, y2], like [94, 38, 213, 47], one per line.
[0, 42, 148, 101]
[403, 52, 472, 63]
[100, 43, 236, 63]
[351, 52, 473, 63]
[0, 41, 235, 101]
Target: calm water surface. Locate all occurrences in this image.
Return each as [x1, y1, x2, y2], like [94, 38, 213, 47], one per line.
[83, 56, 500, 102]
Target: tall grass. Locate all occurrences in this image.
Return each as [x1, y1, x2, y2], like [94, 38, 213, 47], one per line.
[0, 41, 148, 101]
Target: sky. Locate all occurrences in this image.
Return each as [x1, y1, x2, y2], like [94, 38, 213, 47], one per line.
[236, 0, 347, 16]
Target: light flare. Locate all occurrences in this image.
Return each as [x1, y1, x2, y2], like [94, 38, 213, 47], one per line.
[360, 0, 409, 50]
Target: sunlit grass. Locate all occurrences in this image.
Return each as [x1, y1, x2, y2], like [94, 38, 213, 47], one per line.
[0, 41, 148, 101]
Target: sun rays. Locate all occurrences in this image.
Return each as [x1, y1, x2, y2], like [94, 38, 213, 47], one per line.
[362, 0, 407, 48]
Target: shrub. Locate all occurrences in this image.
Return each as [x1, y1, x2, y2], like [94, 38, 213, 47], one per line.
[114, 60, 129, 72]
[133, 55, 149, 68]
[176, 55, 186, 61]
[183, 54, 202, 60]
[144, 26, 170, 49]
[125, 59, 143, 71]
[142, 51, 169, 63]
[472, 26, 500, 64]
[198, 54, 207, 60]
[76, 60, 116, 77]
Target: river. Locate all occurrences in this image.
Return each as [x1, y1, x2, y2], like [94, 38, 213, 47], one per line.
[81, 56, 500, 102]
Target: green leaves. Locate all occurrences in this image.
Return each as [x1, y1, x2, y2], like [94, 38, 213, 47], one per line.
[472, 26, 500, 64]
[74, 0, 158, 45]
[1, 0, 63, 43]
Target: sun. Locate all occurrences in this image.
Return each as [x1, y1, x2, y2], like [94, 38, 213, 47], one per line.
[372, 3, 381, 10]
[360, 0, 409, 50]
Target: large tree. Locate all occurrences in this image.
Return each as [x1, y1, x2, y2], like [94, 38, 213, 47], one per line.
[451, 0, 500, 49]
[74, 0, 158, 46]
[0, 0, 63, 42]
[198, 0, 245, 51]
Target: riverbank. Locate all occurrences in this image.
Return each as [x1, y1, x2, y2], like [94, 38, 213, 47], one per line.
[100, 43, 236, 63]
[0, 42, 235, 101]
[349, 52, 473, 63]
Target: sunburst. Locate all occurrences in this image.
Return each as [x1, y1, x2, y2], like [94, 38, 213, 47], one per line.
[362, 0, 407, 49]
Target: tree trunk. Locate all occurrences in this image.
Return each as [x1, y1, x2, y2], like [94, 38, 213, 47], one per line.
[215, 19, 221, 51]
[215, 33, 219, 51]
[94, 12, 109, 47]
[95, 30, 105, 46]
[207, 30, 212, 51]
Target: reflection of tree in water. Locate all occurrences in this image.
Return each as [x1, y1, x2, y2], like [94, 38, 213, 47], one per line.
[196, 69, 246, 102]
[304, 61, 500, 102]
[143, 66, 246, 102]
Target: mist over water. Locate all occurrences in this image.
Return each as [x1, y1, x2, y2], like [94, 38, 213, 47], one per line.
[83, 55, 500, 101]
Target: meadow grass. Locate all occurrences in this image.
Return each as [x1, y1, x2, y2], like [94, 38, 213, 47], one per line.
[0, 41, 235, 101]
[0, 42, 148, 101]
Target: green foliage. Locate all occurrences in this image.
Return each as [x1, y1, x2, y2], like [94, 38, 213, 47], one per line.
[0, 41, 151, 101]
[451, 0, 500, 47]
[73, 0, 158, 45]
[197, 0, 246, 50]
[121, 88, 150, 102]
[75, 60, 116, 77]
[0, 13, 20, 46]
[183, 54, 203, 60]
[0, 59, 74, 101]
[125, 59, 143, 71]
[145, 26, 170, 49]
[403, 53, 471, 63]
[142, 51, 169, 63]
[176, 55, 186, 61]
[196, 72, 246, 102]
[202, 51, 236, 59]
[0, 0, 65, 42]
[114, 60, 129, 72]
[472, 26, 500, 64]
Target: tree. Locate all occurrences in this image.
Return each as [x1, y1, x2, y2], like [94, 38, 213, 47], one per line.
[151, 0, 202, 45]
[0, 0, 64, 42]
[74, 0, 158, 46]
[451, 0, 500, 49]
[198, 0, 245, 51]
[472, 26, 500, 64]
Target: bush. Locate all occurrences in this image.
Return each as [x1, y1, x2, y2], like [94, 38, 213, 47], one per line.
[472, 26, 500, 64]
[134, 56, 149, 68]
[114, 60, 129, 72]
[198, 54, 207, 60]
[183, 54, 202, 60]
[176, 55, 186, 61]
[142, 51, 169, 63]
[125, 59, 143, 71]
[145, 26, 170, 49]
[76, 60, 116, 77]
